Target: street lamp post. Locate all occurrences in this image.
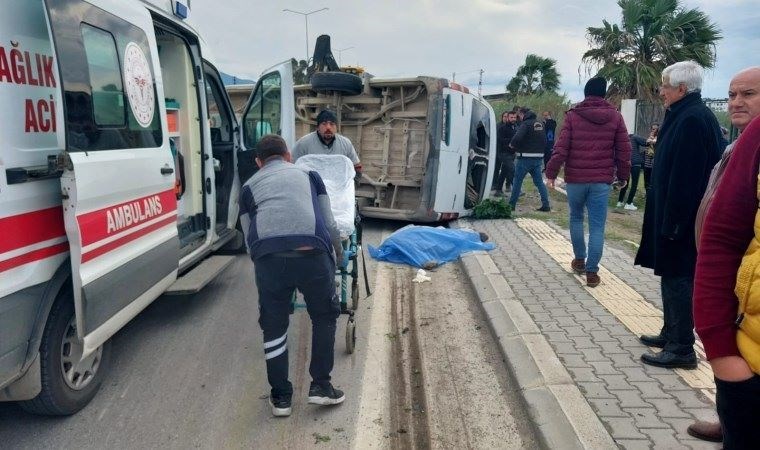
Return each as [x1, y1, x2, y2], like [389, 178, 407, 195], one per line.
[337, 46, 355, 66]
[283, 7, 329, 62]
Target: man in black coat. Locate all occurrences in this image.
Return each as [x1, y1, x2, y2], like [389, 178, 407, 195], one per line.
[635, 61, 724, 369]
[492, 111, 518, 195]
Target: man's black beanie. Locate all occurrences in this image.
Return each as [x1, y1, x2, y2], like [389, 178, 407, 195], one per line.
[316, 110, 337, 125]
[584, 77, 607, 97]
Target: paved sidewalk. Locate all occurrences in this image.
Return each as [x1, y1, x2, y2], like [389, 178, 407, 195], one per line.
[459, 218, 720, 450]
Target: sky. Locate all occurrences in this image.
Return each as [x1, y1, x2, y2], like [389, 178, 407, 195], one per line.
[188, 0, 759, 102]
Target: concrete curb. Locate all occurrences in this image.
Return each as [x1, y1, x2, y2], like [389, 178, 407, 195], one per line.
[457, 243, 616, 449]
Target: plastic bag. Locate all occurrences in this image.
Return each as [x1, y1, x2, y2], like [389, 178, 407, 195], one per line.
[368, 225, 495, 268]
[295, 154, 356, 238]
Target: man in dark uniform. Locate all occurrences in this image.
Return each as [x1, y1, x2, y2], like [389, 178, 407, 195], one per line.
[239, 134, 345, 417]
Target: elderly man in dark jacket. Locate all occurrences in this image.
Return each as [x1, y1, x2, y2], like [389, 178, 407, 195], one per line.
[635, 61, 724, 369]
[546, 77, 631, 287]
[508, 108, 550, 211]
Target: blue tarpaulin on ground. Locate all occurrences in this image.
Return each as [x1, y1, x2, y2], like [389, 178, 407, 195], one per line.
[368, 225, 495, 268]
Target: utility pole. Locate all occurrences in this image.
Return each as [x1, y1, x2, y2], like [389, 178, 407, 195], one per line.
[337, 46, 355, 66]
[283, 8, 329, 62]
[478, 69, 484, 98]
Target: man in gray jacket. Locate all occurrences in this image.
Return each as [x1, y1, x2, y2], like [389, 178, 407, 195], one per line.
[239, 134, 345, 418]
[292, 110, 362, 179]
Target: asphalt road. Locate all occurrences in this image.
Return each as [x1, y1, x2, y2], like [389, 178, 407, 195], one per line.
[0, 219, 536, 449]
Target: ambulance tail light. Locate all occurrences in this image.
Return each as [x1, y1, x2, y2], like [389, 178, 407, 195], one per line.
[439, 212, 459, 221]
[448, 82, 470, 94]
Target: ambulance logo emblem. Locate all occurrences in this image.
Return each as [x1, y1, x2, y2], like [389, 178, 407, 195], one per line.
[123, 42, 155, 128]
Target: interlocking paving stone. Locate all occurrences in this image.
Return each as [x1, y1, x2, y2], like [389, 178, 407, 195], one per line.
[605, 417, 648, 440]
[639, 428, 688, 449]
[461, 218, 718, 449]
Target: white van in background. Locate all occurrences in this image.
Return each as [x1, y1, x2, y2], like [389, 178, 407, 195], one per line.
[0, 0, 293, 415]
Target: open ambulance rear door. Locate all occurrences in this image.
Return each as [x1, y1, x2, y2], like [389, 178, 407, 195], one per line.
[44, 0, 178, 358]
[237, 62, 295, 184]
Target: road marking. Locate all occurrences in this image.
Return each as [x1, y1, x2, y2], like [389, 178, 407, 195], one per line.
[515, 218, 716, 403]
[352, 264, 393, 450]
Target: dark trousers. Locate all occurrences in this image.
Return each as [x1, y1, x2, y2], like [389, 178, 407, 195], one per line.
[643, 167, 652, 192]
[254, 251, 341, 397]
[716, 375, 760, 449]
[493, 153, 515, 191]
[543, 146, 553, 169]
[659, 275, 696, 355]
[618, 165, 641, 204]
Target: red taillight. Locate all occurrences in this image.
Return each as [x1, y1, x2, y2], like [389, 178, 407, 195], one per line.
[439, 212, 460, 221]
[449, 82, 470, 94]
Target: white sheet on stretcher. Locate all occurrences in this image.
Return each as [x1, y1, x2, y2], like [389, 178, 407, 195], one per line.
[295, 154, 356, 238]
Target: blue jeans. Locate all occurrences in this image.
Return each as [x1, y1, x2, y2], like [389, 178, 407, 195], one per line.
[509, 157, 550, 209]
[565, 183, 611, 273]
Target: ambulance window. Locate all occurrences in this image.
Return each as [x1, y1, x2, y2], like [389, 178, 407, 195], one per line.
[205, 78, 231, 142]
[242, 72, 282, 147]
[81, 25, 125, 127]
[47, 0, 162, 151]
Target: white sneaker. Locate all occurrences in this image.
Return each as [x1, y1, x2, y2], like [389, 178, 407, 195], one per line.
[624, 203, 638, 211]
[616, 202, 624, 208]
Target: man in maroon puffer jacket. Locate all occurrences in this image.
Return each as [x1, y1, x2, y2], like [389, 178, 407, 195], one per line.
[546, 77, 631, 287]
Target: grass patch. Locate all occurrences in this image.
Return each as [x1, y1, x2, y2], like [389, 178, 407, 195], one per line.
[508, 172, 646, 258]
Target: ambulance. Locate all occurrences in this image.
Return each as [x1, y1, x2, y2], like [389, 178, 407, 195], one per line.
[0, 0, 294, 414]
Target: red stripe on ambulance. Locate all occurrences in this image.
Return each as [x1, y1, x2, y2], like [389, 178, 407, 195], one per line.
[0, 206, 66, 253]
[81, 215, 176, 263]
[0, 242, 69, 273]
[77, 189, 177, 247]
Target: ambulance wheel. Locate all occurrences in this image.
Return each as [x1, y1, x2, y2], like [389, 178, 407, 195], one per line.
[345, 319, 356, 354]
[19, 290, 110, 416]
[311, 72, 363, 95]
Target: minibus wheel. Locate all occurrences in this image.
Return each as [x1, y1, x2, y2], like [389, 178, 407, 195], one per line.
[19, 290, 110, 415]
[311, 72, 363, 95]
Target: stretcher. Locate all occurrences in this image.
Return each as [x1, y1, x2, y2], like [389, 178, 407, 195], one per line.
[295, 155, 364, 353]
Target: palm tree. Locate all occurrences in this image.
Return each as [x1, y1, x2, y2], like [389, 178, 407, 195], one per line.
[582, 0, 721, 101]
[506, 54, 561, 98]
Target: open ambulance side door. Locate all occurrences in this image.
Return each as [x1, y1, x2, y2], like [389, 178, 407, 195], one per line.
[238, 62, 295, 184]
[44, 0, 179, 358]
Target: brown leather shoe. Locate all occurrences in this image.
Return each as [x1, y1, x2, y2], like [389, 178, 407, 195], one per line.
[571, 259, 586, 274]
[586, 271, 600, 287]
[686, 420, 722, 442]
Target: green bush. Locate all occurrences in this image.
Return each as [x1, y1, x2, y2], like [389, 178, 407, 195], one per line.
[472, 198, 512, 219]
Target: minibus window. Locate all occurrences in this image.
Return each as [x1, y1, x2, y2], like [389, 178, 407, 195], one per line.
[81, 25, 125, 127]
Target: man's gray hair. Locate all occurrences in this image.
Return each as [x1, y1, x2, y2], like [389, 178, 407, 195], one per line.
[662, 61, 703, 93]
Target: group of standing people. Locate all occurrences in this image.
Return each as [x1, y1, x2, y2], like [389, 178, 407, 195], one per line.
[547, 61, 760, 448]
[492, 107, 557, 212]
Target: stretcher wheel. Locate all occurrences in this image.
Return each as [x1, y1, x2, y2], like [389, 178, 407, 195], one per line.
[345, 319, 356, 354]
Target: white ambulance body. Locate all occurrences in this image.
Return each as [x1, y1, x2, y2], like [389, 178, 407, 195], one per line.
[0, 0, 294, 414]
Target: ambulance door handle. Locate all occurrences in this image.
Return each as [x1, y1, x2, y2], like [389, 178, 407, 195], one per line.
[458, 155, 463, 173]
[161, 165, 174, 175]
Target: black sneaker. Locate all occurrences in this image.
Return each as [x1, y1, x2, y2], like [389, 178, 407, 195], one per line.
[269, 394, 292, 417]
[536, 206, 551, 212]
[308, 383, 345, 406]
